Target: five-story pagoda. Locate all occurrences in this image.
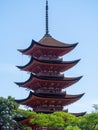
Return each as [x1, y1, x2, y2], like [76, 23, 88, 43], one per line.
[15, 0, 85, 115]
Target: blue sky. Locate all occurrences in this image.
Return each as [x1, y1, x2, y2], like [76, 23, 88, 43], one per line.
[0, 0, 98, 113]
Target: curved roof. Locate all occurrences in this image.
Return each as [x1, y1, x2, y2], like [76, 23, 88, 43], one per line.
[39, 35, 77, 47]
[18, 36, 78, 56]
[17, 56, 80, 73]
[15, 116, 34, 128]
[71, 112, 86, 117]
[15, 73, 82, 90]
[15, 91, 84, 108]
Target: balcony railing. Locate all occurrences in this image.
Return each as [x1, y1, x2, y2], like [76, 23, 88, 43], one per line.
[34, 107, 63, 113]
[37, 74, 64, 80]
[39, 56, 63, 62]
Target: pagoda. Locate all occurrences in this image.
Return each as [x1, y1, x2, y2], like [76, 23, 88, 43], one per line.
[15, 0, 85, 129]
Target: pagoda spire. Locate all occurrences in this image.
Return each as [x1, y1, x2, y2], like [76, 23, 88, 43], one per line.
[45, 0, 49, 36]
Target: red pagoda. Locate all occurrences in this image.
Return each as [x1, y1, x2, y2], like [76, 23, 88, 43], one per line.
[15, 0, 85, 129]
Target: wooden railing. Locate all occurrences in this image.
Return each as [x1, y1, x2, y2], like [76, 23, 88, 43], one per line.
[39, 57, 63, 62]
[34, 106, 63, 113]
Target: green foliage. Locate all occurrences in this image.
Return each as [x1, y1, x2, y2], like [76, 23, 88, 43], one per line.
[30, 111, 98, 130]
[0, 96, 19, 130]
[65, 126, 81, 130]
[30, 111, 78, 129]
[22, 126, 32, 130]
[0, 96, 35, 129]
[53, 111, 78, 128]
[47, 113, 65, 128]
[78, 113, 98, 130]
[30, 113, 51, 127]
[0, 97, 98, 130]
[16, 109, 36, 118]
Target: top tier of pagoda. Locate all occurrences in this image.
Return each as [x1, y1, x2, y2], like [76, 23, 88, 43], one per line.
[18, 35, 78, 58]
[15, 0, 85, 115]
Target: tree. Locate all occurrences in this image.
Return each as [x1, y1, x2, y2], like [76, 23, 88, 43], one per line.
[30, 111, 78, 129]
[18, 110, 98, 130]
[78, 113, 98, 130]
[53, 111, 78, 128]
[0, 96, 19, 130]
[65, 126, 81, 130]
[92, 104, 98, 113]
